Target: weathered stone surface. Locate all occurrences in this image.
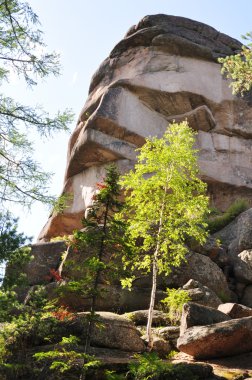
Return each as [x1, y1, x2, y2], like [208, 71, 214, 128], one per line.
[214, 209, 252, 258]
[218, 303, 252, 319]
[157, 326, 180, 340]
[78, 312, 146, 352]
[38, 15, 252, 241]
[193, 237, 229, 268]
[152, 336, 172, 358]
[124, 309, 169, 326]
[20, 241, 66, 285]
[56, 283, 166, 313]
[182, 279, 222, 308]
[177, 316, 252, 359]
[234, 250, 252, 284]
[241, 285, 252, 308]
[163, 252, 231, 300]
[180, 302, 231, 335]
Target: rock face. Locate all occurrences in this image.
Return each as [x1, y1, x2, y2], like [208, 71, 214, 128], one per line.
[177, 316, 252, 359]
[38, 14, 252, 241]
[218, 303, 252, 318]
[182, 279, 222, 308]
[180, 302, 231, 335]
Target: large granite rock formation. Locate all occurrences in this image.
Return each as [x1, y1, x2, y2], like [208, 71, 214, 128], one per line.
[38, 14, 252, 241]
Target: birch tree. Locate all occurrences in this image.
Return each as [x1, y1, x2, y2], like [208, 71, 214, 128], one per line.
[119, 121, 209, 348]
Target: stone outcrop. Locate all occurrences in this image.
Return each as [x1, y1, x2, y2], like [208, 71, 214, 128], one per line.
[218, 303, 252, 319]
[37, 14, 252, 241]
[182, 279, 222, 308]
[177, 316, 252, 359]
[163, 252, 231, 300]
[180, 302, 231, 335]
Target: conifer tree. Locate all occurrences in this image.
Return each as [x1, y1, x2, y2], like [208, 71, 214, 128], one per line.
[69, 164, 130, 351]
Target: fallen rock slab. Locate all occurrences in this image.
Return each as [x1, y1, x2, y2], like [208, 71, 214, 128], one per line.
[180, 302, 231, 335]
[74, 312, 146, 352]
[177, 316, 252, 359]
[218, 303, 252, 319]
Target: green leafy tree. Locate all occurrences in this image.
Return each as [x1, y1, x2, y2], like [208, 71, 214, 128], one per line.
[0, 0, 73, 208]
[218, 32, 252, 95]
[119, 121, 209, 348]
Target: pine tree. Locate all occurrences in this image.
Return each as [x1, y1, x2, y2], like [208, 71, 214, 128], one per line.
[68, 164, 130, 351]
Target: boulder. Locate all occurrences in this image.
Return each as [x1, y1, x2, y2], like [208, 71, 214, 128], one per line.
[152, 336, 172, 358]
[163, 252, 231, 300]
[12, 241, 67, 286]
[214, 209, 252, 258]
[156, 326, 180, 348]
[177, 316, 252, 359]
[56, 283, 166, 313]
[234, 250, 252, 284]
[180, 302, 231, 335]
[78, 312, 146, 352]
[193, 236, 229, 268]
[218, 303, 252, 319]
[241, 285, 252, 308]
[182, 279, 222, 308]
[6, 311, 145, 354]
[124, 309, 169, 326]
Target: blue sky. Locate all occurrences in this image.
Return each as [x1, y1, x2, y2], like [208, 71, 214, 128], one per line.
[7, 0, 252, 240]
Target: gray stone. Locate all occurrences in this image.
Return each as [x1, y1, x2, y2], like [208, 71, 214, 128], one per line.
[182, 279, 222, 308]
[124, 309, 169, 326]
[177, 316, 252, 359]
[241, 285, 252, 308]
[16, 241, 66, 286]
[157, 326, 180, 340]
[164, 252, 231, 301]
[180, 302, 231, 335]
[57, 283, 166, 313]
[218, 303, 252, 318]
[234, 250, 252, 284]
[152, 336, 171, 358]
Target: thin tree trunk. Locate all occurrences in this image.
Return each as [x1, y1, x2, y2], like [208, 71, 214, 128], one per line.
[146, 188, 167, 350]
[146, 247, 158, 349]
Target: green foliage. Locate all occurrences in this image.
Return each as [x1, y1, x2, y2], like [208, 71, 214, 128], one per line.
[52, 192, 73, 214]
[120, 122, 209, 277]
[0, 0, 73, 208]
[62, 164, 131, 300]
[0, 211, 29, 264]
[127, 353, 198, 380]
[105, 370, 126, 380]
[118, 121, 209, 345]
[218, 33, 252, 95]
[161, 288, 191, 325]
[34, 335, 100, 376]
[207, 199, 248, 233]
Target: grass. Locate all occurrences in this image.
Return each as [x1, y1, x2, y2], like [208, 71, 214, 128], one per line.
[207, 199, 249, 233]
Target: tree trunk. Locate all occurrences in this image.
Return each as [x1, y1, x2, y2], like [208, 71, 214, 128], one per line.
[146, 188, 167, 350]
[146, 249, 158, 349]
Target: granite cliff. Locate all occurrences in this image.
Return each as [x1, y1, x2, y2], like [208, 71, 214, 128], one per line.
[38, 14, 252, 241]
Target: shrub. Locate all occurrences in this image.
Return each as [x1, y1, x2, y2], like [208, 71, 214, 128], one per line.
[160, 288, 191, 325]
[128, 353, 198, 380]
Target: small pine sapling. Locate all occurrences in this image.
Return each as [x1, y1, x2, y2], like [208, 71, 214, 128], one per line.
[68, 164, 131, 351]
